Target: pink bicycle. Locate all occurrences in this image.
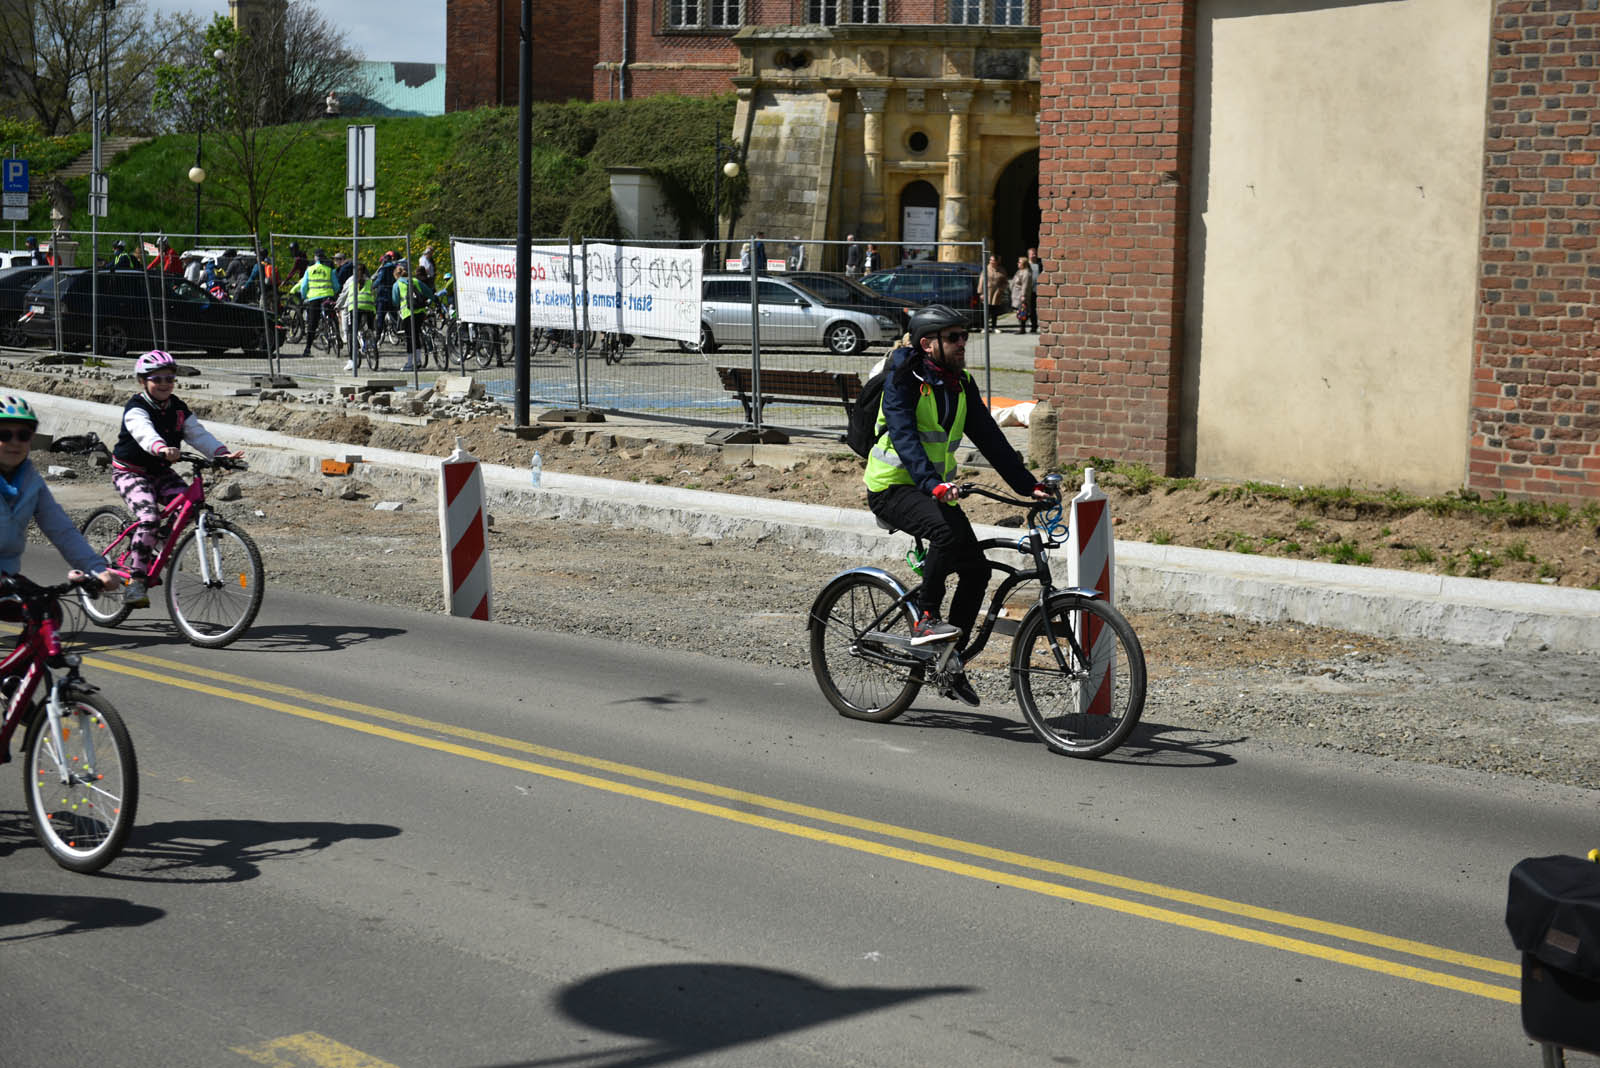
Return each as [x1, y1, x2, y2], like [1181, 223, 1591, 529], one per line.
[0, 572, 137, 872]
[77, 455, 264, 648]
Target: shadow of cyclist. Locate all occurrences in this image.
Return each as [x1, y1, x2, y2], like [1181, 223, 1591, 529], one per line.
[0, 890, 164, 943]
[465, 962, 972, 1068]
[59, 621, 407, 654]
[95, 817, 400, 885]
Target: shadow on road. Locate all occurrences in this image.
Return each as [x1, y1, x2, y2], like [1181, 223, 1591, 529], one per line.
[888, 707, 1241, 768]
[64, 620, 408, 654]
[0, 890, 165, 942]
[469, 962, 972, 1068]
[1097, 721, 1243, 769]
[96, 817, 401, 885]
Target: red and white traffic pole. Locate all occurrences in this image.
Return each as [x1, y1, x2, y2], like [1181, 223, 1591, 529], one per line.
[439, 437, 492, 620]
[1066, 467, 1115, 716]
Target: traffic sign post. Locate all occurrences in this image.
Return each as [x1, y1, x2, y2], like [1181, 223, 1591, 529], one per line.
[2, 157, 27, 222]
[346, 124, 376, 367]
[346, 124, 376, 220]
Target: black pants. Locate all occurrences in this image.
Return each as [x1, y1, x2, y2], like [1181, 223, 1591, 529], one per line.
[867, 484, 990, 640]
[303, 298, 328, 350]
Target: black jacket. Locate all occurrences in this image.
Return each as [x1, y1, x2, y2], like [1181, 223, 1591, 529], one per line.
[878, 345, 1036, 496]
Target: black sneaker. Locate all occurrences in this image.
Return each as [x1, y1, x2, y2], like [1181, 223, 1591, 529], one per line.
[910, 612, 960, 645]
[946, 672, 980, 707]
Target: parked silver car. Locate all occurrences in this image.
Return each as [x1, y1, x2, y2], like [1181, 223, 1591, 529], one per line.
[685, 273, 898, 356]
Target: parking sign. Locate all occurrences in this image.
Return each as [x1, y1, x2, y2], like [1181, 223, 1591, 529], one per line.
[1, 159, 26, 221]
[2, 158, 26, 193]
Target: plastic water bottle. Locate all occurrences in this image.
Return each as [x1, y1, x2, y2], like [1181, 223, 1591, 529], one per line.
[530, 451, 543, 488]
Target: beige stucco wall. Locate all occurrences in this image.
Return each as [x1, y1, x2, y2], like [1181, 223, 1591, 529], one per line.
[1183, 0, 1491, 491]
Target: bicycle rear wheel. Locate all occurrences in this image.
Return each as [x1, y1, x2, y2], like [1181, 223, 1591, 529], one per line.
[1012, 594, 1146, 758]
[808, 572, 924, 722]
[359, 324, 380, 370]
[77, 506, 136, 627]
[165, 517, 265, 648]
[23, 691, 138, 873]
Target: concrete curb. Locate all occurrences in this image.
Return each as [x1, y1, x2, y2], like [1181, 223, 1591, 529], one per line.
[21, 386, 1600, 655]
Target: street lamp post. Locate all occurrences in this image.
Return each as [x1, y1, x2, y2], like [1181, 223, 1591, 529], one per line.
[188, 130, 204, 238]
[712, 134, 740, 269]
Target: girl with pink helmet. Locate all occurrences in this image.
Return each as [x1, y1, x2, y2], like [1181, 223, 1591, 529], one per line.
[110, 351, 244, 607]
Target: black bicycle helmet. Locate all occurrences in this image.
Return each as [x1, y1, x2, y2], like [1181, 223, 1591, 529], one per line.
[908, 303, 968, 348]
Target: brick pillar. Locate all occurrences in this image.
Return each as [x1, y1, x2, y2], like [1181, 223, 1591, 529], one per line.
[1035, 0, 1195, 472]
[1470, 1, 1600, 501]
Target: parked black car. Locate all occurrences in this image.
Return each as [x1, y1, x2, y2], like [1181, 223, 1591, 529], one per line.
[0, 265, 61, 346]
[17, 268, 284, 358]
[783, 270, 919, 331]
[858, 262, 985, 326]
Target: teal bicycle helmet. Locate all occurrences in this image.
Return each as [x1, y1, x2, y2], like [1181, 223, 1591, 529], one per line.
[0, 394, 38, 423]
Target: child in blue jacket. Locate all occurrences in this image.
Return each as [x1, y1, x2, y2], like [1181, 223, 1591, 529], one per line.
[0, 394, 115, 585]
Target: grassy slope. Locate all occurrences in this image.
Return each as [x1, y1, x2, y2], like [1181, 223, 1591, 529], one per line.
[20, 97, 742, 257]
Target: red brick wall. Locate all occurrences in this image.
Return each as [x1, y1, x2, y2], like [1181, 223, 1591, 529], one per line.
[448, 0, 599, 110]
[445, 0, 504, 111]
[1471, 0, 1600, 501]
[1035, 0, 1194, 472]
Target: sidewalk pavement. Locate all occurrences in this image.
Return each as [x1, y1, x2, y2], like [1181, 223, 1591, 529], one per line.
[20, 385, 1600, 656]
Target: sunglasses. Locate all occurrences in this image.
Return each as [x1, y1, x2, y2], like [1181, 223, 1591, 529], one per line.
[144, 375, 177, 384]
[939, 331, 969, 343]
[0, 426, 35, 444]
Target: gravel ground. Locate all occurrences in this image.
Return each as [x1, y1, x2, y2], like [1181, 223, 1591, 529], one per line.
[32, 449, 1596, 794]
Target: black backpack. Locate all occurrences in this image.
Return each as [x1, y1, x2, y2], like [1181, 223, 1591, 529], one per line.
[846, 370, 888, 458]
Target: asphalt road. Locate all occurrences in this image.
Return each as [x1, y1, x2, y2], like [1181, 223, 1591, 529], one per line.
[4, 555, 1587, 1067]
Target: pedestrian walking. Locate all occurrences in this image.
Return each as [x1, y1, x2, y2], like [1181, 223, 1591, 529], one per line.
[863, 243, 882, 272]
[1009, 255, 1035, 335]
[845, 234, 863, 278]
[978, 253, 1009, 331]
[1027, 247, 1043, 333]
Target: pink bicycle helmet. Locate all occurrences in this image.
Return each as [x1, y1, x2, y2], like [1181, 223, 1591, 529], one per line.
[134, 350, 176, 376]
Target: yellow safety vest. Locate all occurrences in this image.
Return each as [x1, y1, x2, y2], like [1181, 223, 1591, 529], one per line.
[302, 261, 335, 300]
[341, 277, 375, 313]
[863, 374, 969, 492]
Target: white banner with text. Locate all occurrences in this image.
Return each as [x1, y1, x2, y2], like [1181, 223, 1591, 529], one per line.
[451, 240, 702, 344]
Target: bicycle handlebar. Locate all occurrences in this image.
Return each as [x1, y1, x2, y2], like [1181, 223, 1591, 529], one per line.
[0, 571, 107, 602]
[177, 454, 249, 472]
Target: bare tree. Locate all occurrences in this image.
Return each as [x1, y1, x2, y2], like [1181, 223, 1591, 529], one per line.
[0, 0, 194, 135]
[152, 5, 369, 236]
[280, 4, 371, 124]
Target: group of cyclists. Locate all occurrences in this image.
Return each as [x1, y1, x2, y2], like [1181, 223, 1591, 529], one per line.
[286, 245, 444, 371]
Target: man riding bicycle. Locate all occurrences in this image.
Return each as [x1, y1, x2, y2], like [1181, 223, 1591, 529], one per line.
[295, 249, 337, 357]
[863, 304, 1055, 707]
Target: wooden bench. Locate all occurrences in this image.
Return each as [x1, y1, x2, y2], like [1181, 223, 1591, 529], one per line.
[715, 366, 863, 424]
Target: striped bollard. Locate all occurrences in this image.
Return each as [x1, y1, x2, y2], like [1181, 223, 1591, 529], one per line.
[1065, 467, 1115, 716]
[439, 437, 491, 620]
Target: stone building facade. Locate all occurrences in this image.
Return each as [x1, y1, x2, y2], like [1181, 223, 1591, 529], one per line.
[728, 25, 1041, 271]
[1036, 0, 1600, 503]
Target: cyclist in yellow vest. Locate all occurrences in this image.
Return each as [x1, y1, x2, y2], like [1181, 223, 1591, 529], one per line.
[864, 303, 1054, 707]
[391, 261, 432, 372]
[337, 263, 377, 371]
[295, 249, 337, 357]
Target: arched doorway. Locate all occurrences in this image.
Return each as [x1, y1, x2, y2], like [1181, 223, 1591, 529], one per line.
[897, 180, 940, 264]
[991, 150, 1040, 266]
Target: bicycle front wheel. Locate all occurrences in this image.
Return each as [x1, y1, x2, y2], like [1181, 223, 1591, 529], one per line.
[165, 518, 265, 648]
[78, 506, 135, 627]
[1012, 594, 1146, 758]
[808, 572, 924, 723]
[23, 691, 138, 873]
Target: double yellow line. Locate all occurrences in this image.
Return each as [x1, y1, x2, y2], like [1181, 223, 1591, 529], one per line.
[84, 644, 1519, 1005]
